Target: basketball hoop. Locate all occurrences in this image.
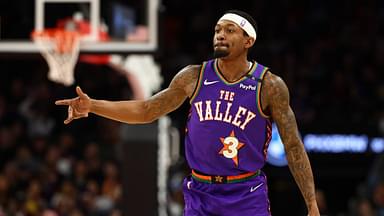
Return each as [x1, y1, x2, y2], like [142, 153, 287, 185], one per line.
[32, 28, 80, 86]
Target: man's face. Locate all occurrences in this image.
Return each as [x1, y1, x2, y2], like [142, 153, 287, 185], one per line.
[213, 20, 254, 59]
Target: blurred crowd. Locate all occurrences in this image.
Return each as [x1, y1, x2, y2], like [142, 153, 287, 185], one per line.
[0, 62, 127, 216]
[0, 0, 384, 215]
[350, 154, 384, 216]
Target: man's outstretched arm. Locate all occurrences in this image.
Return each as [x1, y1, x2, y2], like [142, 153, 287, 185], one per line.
[55, 65, 200, 124]
[263, 72, 320, 216]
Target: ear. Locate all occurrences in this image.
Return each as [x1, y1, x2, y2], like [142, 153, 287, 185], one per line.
[244, 37, 255, 49]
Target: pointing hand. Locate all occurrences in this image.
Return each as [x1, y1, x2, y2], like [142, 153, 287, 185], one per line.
[55, 86, 91, 124]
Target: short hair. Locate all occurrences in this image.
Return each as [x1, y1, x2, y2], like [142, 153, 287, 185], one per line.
[223, 10, 258, 38]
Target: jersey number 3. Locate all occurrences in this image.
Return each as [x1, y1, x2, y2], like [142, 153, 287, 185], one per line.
[219, 130, 245, 166]
[222, 137, 240, 158]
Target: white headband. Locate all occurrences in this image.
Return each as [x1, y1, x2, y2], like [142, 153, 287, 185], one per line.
[218, 13, 257, 39]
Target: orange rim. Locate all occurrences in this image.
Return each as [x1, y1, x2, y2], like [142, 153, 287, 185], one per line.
[31, 28, 80, 53]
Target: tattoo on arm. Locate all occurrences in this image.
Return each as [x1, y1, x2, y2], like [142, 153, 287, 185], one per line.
[264, 72, 317, 207]
[144, 65, 200, 121]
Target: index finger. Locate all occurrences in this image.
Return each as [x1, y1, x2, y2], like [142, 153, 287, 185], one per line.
[55, 98, 75, 106]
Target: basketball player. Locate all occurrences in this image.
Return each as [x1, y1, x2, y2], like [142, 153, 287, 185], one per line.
[55, 10, 320, 215]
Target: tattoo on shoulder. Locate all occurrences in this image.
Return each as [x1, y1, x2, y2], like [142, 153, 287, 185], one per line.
[145, 65, 201, 120]
[170, 65, 201, 97]
[262, 72, 290, 113]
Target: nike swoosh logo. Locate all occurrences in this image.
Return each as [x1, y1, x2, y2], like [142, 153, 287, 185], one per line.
[250, 183, 263, 192]
[204, 79, 219, 85]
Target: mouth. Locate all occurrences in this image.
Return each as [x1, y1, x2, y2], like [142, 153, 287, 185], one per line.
[214, 42, 229, 48]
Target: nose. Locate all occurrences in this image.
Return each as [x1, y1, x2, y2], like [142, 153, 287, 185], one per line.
[215, 30, 225, 41]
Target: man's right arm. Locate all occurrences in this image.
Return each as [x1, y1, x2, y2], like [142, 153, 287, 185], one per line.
[55, 65, 200, 124]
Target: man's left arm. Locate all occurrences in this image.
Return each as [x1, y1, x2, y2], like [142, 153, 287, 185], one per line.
[262, 72, 320, 215]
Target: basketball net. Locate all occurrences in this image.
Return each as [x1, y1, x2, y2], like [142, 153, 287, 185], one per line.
[32, 29, 80, 86]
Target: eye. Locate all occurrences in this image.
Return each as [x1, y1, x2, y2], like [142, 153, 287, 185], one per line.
[227, 28, 235, 33]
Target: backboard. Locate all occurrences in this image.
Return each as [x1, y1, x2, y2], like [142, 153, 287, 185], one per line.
[0, 0, 159, 53]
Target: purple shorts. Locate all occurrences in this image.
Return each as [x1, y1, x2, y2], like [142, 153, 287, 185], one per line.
[183, 171, 271, 216]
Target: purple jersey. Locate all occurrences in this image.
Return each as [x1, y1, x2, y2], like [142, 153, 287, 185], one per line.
[185, 59, 272, 175]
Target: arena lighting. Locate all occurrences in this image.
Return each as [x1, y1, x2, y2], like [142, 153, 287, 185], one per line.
[266, 124, 384, 167]
[371, 138, 384, 153]
[303, 134, 368, 153]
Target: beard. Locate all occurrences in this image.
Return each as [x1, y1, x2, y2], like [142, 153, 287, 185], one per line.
[213, 49, 229, 58]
